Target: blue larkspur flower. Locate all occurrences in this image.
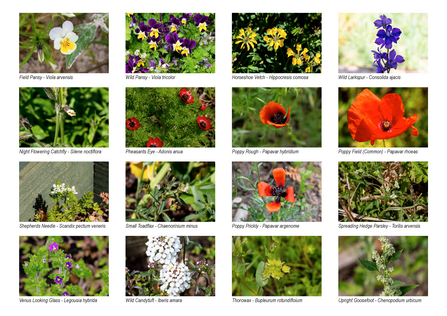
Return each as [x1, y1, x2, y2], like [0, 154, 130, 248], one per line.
[375, 25, 402, 49]
[374, 15, 392, 29]
[385, 49, 405, 69]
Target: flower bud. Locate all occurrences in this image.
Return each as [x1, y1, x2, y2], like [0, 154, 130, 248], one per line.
[37, 42, 44, 63]
[19, 116, 31, 130]
[44, 87, 58, 101]
[63, 105, 76, 116]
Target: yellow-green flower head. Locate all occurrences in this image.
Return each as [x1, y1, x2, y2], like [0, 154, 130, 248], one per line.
[263, 28, 287, 50]
[49, 21, 78, 55]
[262, 259, 291, 280]
[235, 27, 258, 51]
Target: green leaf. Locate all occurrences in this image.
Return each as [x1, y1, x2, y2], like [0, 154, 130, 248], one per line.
[358, 258, 378, 272]
[256, 261, 268, 287]
[161, 212, 171, 222]
[235, 264, 245, 278]
[20, 48, 35, 68]
[391, 280, 406, 289]
[389, 249, 403, 263]
[399, 285, 419, 296]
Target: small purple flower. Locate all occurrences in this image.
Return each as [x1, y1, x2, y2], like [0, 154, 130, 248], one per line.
[148, 18, 164, 38]
[181, 13, 192, 24]
[62, 291, 70, 296]
[65, 261, 72, 269]
[169, 14, 181, 32]
[43, 258, 47, 263]
[129, 15, 138, 28]
[374, 15, 392, 29]
[375, 25, 402, 49]
[193, 14, 210, 32]
[385, 49, 405, 69]
[48, 242, 59, 252]
[55, 276, 63, 284]
[371, 47, 386, 62]
[159, 59, 170, 72]
[135, 21, 150, 41]
[165, 32, 182, 52]
[65, 254, 72, 259]
[149, 61, 157, 71]
[24, 262, 28, 267]
[372, 59, 386, 73]
[147, 35, 162, 51]
[179, 38, 197, 56]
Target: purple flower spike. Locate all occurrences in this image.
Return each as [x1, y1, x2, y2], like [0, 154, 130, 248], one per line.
[376, 25, 402, 49]
[179, 38, 197, 56]
[165, 32, 182, 52]
[62, 291, 69, 296]
[386, 49, 405, 69]
[374, 15, 392, 29]
[55, 276, 63, 284]
[48, 242, 59, 252]
[193, 14, 210, 32]
[65, 261, 72, 269]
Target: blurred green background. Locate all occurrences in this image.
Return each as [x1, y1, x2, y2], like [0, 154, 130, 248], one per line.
[19, 87, 109, 147]
[233, 87, 321, 147]
[339, 87, 428, 147]
[339, 13, 428, 73]
[339, 236, 428, 296]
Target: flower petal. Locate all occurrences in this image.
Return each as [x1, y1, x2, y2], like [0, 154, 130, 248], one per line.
[266, 200, 281, 212]
[66, 32, 78, 43]
[62, 21, 74, 34]
[53, 37, 63, 49]
[284, 187, 295, 203]
[379, 93, 404, 125]
[272, 168, 286, 188]
[257, 182, 273, 196]
[50, 27, 64, 40]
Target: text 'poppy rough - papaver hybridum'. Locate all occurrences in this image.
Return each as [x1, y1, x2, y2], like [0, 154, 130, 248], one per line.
[347, 89, 418, 146]
[257, 168, 295, 212]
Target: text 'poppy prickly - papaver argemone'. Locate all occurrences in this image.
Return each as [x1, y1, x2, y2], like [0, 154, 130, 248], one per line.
[257, 168, 295, 212]
[347, 89, 419, 146]
[259, 101, 291, 128]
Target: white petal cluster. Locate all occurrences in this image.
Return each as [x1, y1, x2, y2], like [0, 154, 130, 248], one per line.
[146, 236, 182, 265]
[159, 262, 192, 296]
[51, 183, 78, 195]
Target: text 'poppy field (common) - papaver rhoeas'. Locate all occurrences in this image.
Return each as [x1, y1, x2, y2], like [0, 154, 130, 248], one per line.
[257, 168, 295, 212]
[347, 89, 418, 146]
[259, 101, 291, 128]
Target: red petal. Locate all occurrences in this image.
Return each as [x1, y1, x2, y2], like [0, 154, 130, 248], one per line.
[379, 93, 404, 124]
[259, 101, 289, 128]
[266, 200, 281, 212]
[284, 187, 295, 203]
[272, 168, 285, 187]
[257, 182, 273, 196]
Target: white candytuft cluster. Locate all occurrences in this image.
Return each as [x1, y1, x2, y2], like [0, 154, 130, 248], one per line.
[146, 236, 182, 265]
[159, 262, 192, 296]
[51, 183, 78, 195]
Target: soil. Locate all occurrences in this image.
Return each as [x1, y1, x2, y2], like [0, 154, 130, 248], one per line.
[19, 13, 109, 73]
[232, 162, 322, 222]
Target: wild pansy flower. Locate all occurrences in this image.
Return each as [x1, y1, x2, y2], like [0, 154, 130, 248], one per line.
[148, 18, 163, 38]
[169, 14, 181, 32]
[193, 14, 210, 32]
[135, 21, 150, 41]
[263, 28, 287, 50]
[126, 55, 148, 73]
[347, 89, 418, 146]
[257, 168, 295, 213]
[179, 38, 197, 56]
[159, 59, 170, 72]
[49, 21, 78, 55]
[181, 13, 192, 24]
[235, 27, 257, 51]
[197, 116, 212, 131]
[48, 242, 59, 252]
[147, 35, 161, 51]
[165, 32, 182, 53]
[146, 137, 164, 147]
[259, 101, 291, 128]
[129, 14, 138, 28]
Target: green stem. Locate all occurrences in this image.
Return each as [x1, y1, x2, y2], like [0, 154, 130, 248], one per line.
[383, 139, 386, 147]
[59, 88, 65, 144]
[53, 108, 59, 147]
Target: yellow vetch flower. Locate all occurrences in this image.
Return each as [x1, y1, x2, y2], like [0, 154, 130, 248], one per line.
[263, 28, 287, 50]
[305, 66, 311, 73]
[287, 44, 309, 66]
[235, 27, 258, 51]
[314, 53, 321, 64]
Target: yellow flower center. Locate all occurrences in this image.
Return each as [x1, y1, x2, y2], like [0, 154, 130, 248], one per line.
[60, 37, 75, 53]
[150, 28, 159, 38]
[173, 40, 182, 52]
[149, 41, 157, 50]
[138, 32, 146, 40]
[181, 47, 189, 56]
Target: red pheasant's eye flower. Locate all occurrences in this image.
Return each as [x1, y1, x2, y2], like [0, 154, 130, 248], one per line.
[126, 117, 141, 131]
[179, 88, 194, 104]
[257, 168, 295, 212]
[146, 137, 164, 147]
[197, 115, 212, 131]
[259, 101, 291, 128]
[347, 89, 419, 146]
[199, 100, 207, 110]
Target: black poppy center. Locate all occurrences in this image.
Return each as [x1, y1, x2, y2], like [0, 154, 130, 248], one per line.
[271, 112, 286, 124]
[200, 122, 207, 128]
[181, 94, 189, 102]
[129, 121, 136, 128]
[271, 186, 287, 197]
[149, 144, 157, 147]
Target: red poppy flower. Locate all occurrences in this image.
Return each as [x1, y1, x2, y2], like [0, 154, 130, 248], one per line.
[146, 137, 164, 147]
[197, 116, 212, 131]
[347, 89, 419, 146]
[126, 117, 141, 131]
[179, 88, 194, 104]
[257, 168, 295, 212]
[259, 101, 291, 128]
[199, 100, 207, 110]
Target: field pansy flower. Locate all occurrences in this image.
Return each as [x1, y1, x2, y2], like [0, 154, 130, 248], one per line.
[49, 21, 78, 55]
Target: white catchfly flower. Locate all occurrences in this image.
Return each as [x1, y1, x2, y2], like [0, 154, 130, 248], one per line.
[50, 21, 78, 55]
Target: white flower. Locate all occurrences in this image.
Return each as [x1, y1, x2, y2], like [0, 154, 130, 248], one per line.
[61, 13, 76, 18]
[49, 21, 78, 55]
[125, 51, 130, 55]
[134, 49, 140, 56]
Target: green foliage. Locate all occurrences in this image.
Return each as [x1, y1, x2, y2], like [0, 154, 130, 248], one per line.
[126, 13, 215, 73]
[233, 87, 321, 147]
[339, 87, 428, 147]
[338, 162, 428, 222]
[232, 236, 321, 296]
[232, 13, 321, 73]
[127, 162, 215, 222]
[21, 236, 109, 296]
[339, 13, 428, 72]
[19, 87, 109, 147]
[126, 88, 215, 147]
